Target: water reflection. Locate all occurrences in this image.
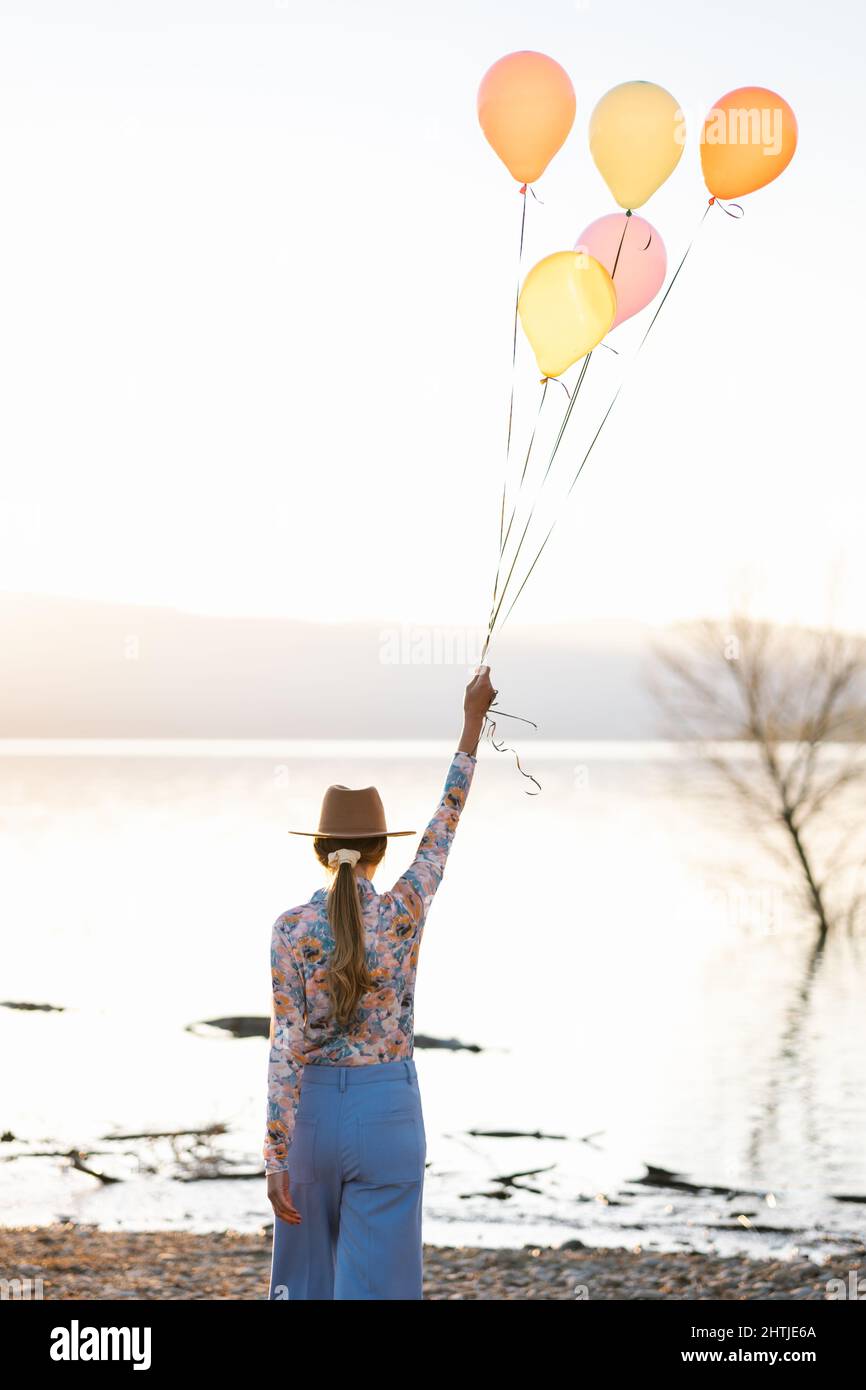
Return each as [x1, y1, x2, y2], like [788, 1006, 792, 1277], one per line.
[1, 744, 864, 1254]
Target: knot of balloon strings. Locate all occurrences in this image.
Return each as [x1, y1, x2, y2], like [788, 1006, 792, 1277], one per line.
[481, 701, 542, 795]
[709, 195, 745, 219]
[541, 375, 572, 398]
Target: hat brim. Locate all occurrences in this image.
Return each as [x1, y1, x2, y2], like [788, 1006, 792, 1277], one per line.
[288, 828, 416, 838]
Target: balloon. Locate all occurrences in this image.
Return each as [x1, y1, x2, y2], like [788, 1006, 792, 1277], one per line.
[589, 81, 685, 209]
[518, 251, 617, 378]
[576, 213, 667, 329]
[477, 50, 576, 185]
[700, 87, 797, 199]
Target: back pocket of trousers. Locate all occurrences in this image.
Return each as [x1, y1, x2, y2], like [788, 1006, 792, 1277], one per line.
[358, 1114, 424, 1184]
[287, 1117, 318, 1183]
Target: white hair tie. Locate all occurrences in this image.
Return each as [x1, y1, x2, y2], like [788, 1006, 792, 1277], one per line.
[328, 847, 361, 868]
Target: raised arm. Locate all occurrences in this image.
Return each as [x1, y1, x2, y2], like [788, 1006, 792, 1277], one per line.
[388, 666, 496, 926]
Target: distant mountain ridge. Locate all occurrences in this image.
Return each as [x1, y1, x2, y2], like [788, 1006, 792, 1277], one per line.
[1, 591, 662, 738]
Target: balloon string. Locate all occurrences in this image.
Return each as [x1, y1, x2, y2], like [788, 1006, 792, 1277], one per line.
[492, 345, 579, 595]
[494, 198, 722, 637]
[609, 207, 632, 277]
[480, 354, 593, 664]
[481, 702, 542, 795]
[485, 704, 537, 727]
[482, 213, 633, 656]
[487, 181, 549, 619]
[497, 184, 529, 560]
[489, 375, 550, 625]
[485, 183, 531, 652]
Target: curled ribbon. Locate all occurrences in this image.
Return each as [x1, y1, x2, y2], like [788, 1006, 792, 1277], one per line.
[709, 195, 745, 219]
[482, 701, 542, 795]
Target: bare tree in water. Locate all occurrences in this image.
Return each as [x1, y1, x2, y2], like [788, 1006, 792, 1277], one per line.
[650, 613, 866, 943]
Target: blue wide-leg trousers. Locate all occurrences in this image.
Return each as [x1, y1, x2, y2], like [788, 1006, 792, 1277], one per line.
[268, 1057, 427, 1300]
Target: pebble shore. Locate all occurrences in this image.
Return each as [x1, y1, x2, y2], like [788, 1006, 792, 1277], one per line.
[2, 1225, 862, 1300]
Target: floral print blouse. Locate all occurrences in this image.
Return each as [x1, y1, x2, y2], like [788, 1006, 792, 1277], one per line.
[264, 749, 477, 1175]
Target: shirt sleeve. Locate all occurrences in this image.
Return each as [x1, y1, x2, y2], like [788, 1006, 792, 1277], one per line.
[263, 914, 308, 1176]
[387, 749, 477, 928]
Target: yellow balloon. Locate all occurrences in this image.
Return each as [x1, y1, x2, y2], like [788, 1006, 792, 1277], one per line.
[518, 251, 616, 378]
[589, 80, 685, 209]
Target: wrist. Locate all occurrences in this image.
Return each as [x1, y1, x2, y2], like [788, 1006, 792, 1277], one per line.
[458, 714, 485, 755]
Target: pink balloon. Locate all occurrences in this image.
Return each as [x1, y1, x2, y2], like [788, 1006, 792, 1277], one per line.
[575, 213, 666, 330]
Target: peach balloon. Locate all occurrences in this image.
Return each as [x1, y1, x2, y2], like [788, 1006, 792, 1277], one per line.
[477, 50, 576, 184]
[576, 213, 667, 329]
[701, 87, 798, 199]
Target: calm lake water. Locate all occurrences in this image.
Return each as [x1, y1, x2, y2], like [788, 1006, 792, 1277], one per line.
[2, 740, 864, 1258]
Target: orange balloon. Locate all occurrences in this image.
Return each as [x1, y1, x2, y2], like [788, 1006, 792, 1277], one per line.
[700, 86, 798, 199]
[477, 50, 576, 185]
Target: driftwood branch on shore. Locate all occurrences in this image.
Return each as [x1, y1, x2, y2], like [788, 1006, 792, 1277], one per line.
[629, 1163, 768, 1199]
[0, 1000, 66, 1012]
[187, 1015, 483, 1051]
[0, 1147, 138, 1163]
[467, 1127, 604, 1144]
[100, 1124, 228, 1142]
[176, 1168, 266, 1183]
[1, 1125, 232, 1184]
[66, 1150, 122, 1184]
[0, 1149, 126, 1183]
[3, 1002, 485, 1055]
[459, 1164, 558, 1200]
[413, 1034, 482, 1052]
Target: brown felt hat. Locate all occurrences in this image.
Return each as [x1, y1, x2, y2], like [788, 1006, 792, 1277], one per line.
[289, 782, 415, 838]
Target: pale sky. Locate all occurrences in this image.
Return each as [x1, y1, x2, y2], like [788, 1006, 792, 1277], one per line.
[0, 0, 863, 633]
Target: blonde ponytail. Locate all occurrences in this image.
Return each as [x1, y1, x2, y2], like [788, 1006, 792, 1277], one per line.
[313, 835, 386, 1028]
